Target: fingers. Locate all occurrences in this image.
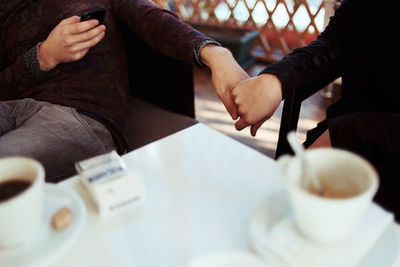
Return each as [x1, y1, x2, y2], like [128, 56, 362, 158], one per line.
[235, 117, 250, 131]
[250, 122, 261, 137]
[235, 116, 267, 137]
[71, 30, 105, 53]
[250, 118, 267, 137]
[59, 16, 100, 35]
[69, 19, 100, 35]
[80, 48, 90, 59]
[69, 25, 106, 48]
[59, 16, 81, 25]
[82, 25, 106, 42]
[68, 48, 90, 62]
[221, 92, 238, 120]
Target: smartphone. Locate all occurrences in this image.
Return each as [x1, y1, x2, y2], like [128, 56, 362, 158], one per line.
[80, 7, 106, 24]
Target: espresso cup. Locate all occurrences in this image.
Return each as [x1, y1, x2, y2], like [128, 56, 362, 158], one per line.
[0, 157, 45, 248]
[277, 148, 379, 244]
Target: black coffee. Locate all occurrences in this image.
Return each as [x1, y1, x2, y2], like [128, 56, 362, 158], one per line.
[0, 179, 31, 202]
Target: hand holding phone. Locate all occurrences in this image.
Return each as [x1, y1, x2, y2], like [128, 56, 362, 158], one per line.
[80, 7, 106, 24]
[39, 15, 106, 70]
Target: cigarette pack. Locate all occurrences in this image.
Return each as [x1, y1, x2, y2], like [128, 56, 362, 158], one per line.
[75, 151, 146, 216]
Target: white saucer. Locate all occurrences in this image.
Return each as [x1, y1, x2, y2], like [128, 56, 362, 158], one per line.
[0, 183, 87, 267]
[249, 191, 399, 267]
[188, 251, 272, 267]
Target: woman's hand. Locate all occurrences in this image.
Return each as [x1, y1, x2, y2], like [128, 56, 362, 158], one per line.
[231, 74, 283, 136]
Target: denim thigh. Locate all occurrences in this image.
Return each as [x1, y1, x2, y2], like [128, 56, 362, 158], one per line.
[0, 99, 115, 182]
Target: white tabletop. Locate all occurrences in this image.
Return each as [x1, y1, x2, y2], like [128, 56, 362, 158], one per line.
[54, 123, 399, 267]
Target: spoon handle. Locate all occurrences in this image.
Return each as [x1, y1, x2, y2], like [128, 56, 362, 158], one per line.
[287, 132, 324, 196]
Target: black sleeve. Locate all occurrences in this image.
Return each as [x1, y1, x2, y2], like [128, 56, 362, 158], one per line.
[259, 0, 349, 100]
[0, 43, 51, 101]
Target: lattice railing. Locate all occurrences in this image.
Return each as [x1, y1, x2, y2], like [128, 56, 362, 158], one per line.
[153, 0, 339, 62]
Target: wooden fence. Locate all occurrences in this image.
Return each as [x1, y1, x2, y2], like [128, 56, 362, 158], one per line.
[153, 0, 339, 62]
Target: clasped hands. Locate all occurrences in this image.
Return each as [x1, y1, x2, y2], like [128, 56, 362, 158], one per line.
[201, 45, 283, 137]
[230, 74, 282, 136]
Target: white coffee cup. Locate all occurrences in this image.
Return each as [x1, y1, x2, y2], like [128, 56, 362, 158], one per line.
[0, 157, 45, 248]
[277, 148, 379, 244]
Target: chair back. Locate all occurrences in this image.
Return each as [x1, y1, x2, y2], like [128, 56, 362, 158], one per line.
[121, 24, 195, 118]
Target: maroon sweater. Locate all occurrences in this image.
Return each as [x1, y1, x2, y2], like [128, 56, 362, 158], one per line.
[0, 0, 211, 152]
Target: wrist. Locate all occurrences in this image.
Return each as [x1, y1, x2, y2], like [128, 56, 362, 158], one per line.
[259, 73, 283, 101]
[38, 42, 57, 70]
[199, 45, 232, 69]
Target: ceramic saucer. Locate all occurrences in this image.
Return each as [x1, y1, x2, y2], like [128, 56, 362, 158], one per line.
[249, 191, 399, 267]
[0, 183, 86, 267]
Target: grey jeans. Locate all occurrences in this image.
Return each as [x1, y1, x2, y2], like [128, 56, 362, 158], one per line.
[0, 98, 116, 182]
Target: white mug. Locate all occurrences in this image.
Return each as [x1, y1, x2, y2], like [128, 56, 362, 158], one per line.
[277, 148, 379, 244]
[0, 157, 45, 248]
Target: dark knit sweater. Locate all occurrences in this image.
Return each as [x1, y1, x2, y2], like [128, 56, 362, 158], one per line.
[0, 0, 211, 152]
[261, 0, 397, 119]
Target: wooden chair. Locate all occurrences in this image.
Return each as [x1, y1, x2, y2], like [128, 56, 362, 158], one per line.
[121, 25, 198, 151]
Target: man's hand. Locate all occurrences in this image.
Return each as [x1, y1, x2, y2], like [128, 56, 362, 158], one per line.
[200, 45, 249, 120]
[38, 16, 106, 70]
[231, 74, 283, 136]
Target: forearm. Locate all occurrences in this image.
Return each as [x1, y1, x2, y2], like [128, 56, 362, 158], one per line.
[110, 0, 211, 63]
[198, 43, 249, 120]
[260, 40, 343, 100]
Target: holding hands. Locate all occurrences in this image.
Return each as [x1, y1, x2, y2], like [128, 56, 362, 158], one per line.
[200, 43, 283, 136]
[200, 45, 250, 120]
[231, 74, 282, 136]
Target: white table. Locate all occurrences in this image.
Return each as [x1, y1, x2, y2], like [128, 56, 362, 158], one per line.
[56, 124, 400, 267]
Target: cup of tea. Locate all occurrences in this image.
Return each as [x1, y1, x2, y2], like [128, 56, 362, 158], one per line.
[0, 157, 45, 248]
[277, 148, 379, 244]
